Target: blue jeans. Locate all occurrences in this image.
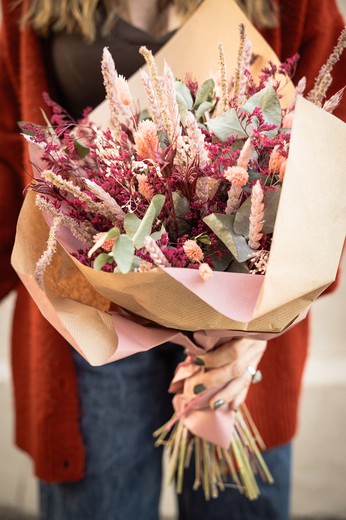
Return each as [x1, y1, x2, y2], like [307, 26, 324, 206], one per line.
[39, 344, 292, 520]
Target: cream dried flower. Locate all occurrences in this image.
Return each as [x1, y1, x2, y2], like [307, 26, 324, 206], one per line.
[199, 263, 213, 281]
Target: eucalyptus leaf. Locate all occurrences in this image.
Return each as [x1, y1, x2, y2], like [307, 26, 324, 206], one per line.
[261, 187, 281, 233]
[139, 109, 151, 122]
[18, 121, 44, 136]
[106, 228, 121, 240]
[195, 101, 213, 121]
[176, 93, 188, 125]
[172, 192, 190, 217]
[242, 85, 281, 137]
[151, 225, 166, 242]
[74, 139, 90, 159]
[203, 213, 253, 262]
[112, 234, 135, 273]
[124, 213, 141, 239]
[93, 253, 113, 271]
[132, 194, 165, 248]
[194, 79, 215, 109]
[206, 109, 247, 141]
[175, 81, 193, 109]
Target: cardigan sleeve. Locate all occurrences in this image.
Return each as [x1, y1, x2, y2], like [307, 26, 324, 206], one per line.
[0, 3, 25, 300]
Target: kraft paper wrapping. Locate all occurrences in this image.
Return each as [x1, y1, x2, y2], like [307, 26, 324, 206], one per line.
[11, 1, 346, 366]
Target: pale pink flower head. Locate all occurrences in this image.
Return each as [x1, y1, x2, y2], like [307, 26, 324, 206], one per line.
[137, 174, 154, 201]
[183, 240, 204, 263]
[268, 145, 286, 174]
[224, 166, 249, 187]
[199, 263, 213, 281]
[114, 75, 133, 106]
[134, 120, 159, 160]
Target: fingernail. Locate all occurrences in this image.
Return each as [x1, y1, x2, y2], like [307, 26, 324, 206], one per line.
[193, 384, 206, 394]
[193, 357, 205, 366]
[213, 399, 225, 410]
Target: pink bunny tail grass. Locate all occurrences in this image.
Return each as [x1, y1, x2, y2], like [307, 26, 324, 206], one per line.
[323, 87, 345, 113]
[140, 70, 164, 131]
[139, 46, 172, 139]
[144, 236, 171, 267]
[237, 138, 253, 170]
[163, 61, 182, 142]
[185, 111, 210, 169]
[101, 48, 122, 135]
[224, 166, 249, 214]
[225, 185, 243, 214]
[248, 180, 264, 250]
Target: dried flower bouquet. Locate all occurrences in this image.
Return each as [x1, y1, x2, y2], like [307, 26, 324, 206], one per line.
[12, 6, 346, 502]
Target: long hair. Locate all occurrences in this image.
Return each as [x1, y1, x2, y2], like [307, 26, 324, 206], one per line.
[19, 0, 277, 42]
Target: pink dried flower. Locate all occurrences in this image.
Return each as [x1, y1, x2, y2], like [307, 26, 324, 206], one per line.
[224, 166, 248, 186]
[237, 138, 253, 169]
[248, 180, 264, 250]
[137, 174, 154, 201]
[183, 240, 204, 263]
[268, 145, 286, 174]
[323, 87, 345, 113]
[134, 120, 159, 160]
[199, 263, 213, 281]
[114, 75, 133, 106]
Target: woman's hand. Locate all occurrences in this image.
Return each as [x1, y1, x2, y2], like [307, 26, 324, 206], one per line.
[184, 338, 267, 410]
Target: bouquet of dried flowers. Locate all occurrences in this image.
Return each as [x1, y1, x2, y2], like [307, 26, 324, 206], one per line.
[13, 21, 346, 500]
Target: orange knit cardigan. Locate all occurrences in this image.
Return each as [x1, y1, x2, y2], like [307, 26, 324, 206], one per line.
[0, 0, 345, 482]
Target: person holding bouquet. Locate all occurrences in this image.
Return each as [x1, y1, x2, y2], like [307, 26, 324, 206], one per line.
[0, 0, 345, 519]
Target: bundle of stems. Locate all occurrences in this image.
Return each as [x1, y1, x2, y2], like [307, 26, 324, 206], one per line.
[153, 404, 273, 500]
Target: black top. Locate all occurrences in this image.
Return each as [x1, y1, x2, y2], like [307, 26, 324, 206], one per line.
[49, 18, 175, 118]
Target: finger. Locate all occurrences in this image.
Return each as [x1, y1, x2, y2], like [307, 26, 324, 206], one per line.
[187, 345, 265, 396]
[194, 339, 267, 369]
[231, 386, 249, 411]
[210, 376, 250, 410]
